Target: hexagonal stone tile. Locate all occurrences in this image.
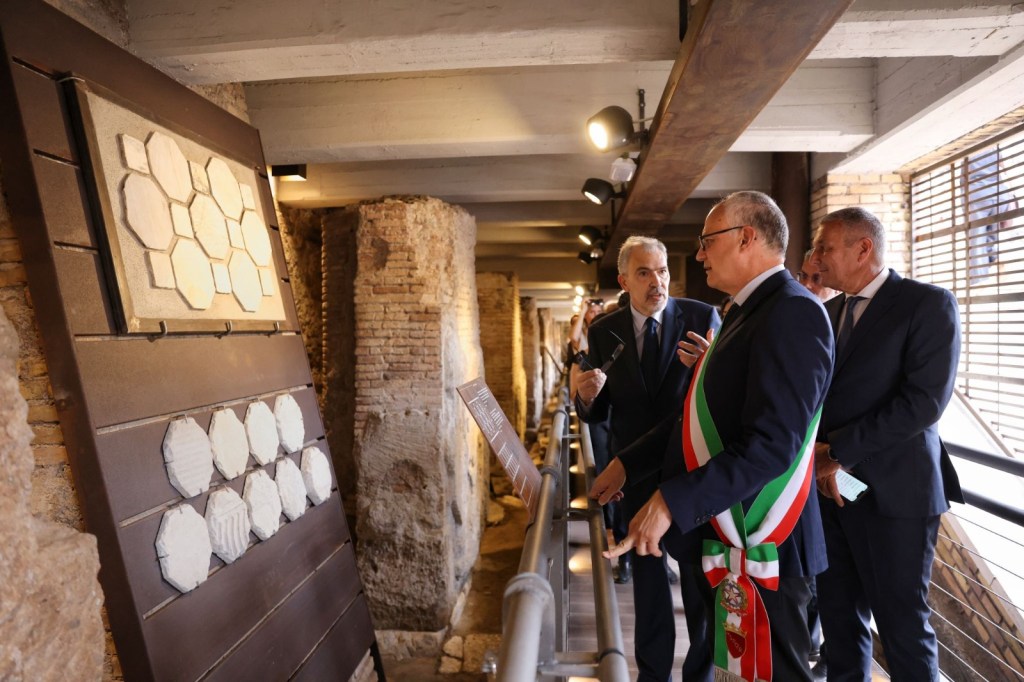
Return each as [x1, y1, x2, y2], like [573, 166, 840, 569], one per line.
[205, 487, 251, 564]
[189, 193, 229, 259]
[301, 446, 332, 505]
[170, 239, 215, 310]
[259, 269, 276, 297]
[275, 458, 307, 521]
[212, 262, 231, 294]
[207, 157, 243, 221]
[162, 417, 214, 498]
[170, 203, 193, 238]
[123, 173, 174, 250]
[147, 251, 175, 289]
[240, 183, 256, 210]
[243, 469, 282, 541]
[226, 219, 244, 249]
[229, 251, 262, 313]
[156, 503, 211, 593]
[208, 408, 249, 479]
[189, 160, 209, 194]
[274, 393, 304, 453]
[244, 401, 279, 465]
[240, 210, 272, 267]
[146, 131, 192, 203]
[119, 134, 149, 174]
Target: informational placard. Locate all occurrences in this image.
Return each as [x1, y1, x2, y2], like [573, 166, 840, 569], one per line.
[458, 378, 541, 517]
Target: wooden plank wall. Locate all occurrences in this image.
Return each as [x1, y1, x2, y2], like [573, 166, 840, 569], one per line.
[0, 3, 377, 680]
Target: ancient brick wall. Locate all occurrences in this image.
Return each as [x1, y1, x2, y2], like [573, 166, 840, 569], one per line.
[520, 296, 542, 437]
[476, 271, 526, 440]
[321, 197, 487, 643]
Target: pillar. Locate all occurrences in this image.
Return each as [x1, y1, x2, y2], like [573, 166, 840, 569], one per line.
[520, 296, 542, 438]
[475, 272, 527, 441]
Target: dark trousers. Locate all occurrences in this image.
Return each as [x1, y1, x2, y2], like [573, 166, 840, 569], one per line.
[664, 529, 714, 682]
[590, 418, 628, 542]
[817, 498, 941, 681]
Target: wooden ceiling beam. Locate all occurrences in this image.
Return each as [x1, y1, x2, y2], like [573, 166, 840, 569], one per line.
[601, 0, 855, 270]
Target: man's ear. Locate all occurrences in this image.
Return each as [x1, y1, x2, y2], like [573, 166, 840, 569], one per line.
[857, 237, 873, 263]
[617, 273, 627, 291]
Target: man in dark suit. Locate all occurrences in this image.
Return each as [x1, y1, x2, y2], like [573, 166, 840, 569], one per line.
[598, 191, 833, 681]
[575, 235, 720, 681]
[811, 207, 962, 681]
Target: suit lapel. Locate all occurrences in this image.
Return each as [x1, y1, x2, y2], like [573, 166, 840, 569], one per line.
[652, 299, 684, 395]
[835, 270, 901, 371]
[716, 270, 790, 347]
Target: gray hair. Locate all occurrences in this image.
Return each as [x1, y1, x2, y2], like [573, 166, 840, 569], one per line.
[820, 207, 886, 263]
[716, 191, 789, 254]
[617, 235, 668, 274]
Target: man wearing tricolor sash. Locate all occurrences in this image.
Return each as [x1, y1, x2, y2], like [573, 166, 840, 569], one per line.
[594, 191, 833, 681]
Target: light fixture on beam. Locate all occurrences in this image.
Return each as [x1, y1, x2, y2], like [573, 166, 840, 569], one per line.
[581, 179, 625, 206]
[585, 89, 649, 152]
[578, 241, 605, 265]
[578, 225, 604, 246]
[271, 164, 307, 181]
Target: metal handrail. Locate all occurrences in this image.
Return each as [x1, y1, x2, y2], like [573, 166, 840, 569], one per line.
[495, 394, 628, 682]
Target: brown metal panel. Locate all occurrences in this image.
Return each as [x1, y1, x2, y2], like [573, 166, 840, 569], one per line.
[32, 154, 97, 247]
[53, 248, 114, 334]
[76, 334, 313, 428]
[96, 388, 327, 524]
[10, 62, 77, 162]
[291, 595, 376, 682]
[204, 544, 363, 682]
[140, 496, 351, 682]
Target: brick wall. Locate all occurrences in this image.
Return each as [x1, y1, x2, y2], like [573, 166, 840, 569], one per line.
[520, 296, 542, 437]
[476, 272, 526, 441]
[537, 307, 561, 399]
[321, 197, 486, 638]
[809, 173, 911, 273]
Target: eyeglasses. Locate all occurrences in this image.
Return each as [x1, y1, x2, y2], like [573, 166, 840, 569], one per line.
[795, 271, 822, 284]
[698, 225, 745, 251]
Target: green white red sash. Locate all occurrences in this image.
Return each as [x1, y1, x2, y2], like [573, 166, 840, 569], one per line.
[682, 333, 820, 682]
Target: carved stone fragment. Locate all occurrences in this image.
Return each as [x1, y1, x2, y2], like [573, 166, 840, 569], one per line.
[155, 504, 211, 593]
[189, 160, 209, 194]
[207, 157, 243, 220]
[301, 446, 332, 505]
[244, 401, 279, 465]
[274, 393, 305, 453]
[226, 219, 244, 249]
[147, 251, 175, 289]
[275, 458, 307, 521]
[146, 131, 192, 203]
[189, 193, 229, 259]
[162, 417, 214, 498]
[170, 203, 193, 238]
[240, 183, 256, 210]
[123, 173, 174, 250]
[208, 408, 249, 479]
[243, 469, 282, 541]
[205, 487, 251, 564]
[119, 133, 149, 173]
[240, 210, 272, 267]
[259, 268, 276, 296]
[229, 251, 261, 313]
[212, 262, 231, 294]
[170, 239, 215, 310]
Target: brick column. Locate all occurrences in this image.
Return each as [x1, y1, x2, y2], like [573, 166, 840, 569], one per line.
[520, 296, 542, 438]
[476, 272, 526, 441]
[810, 173, 911, 273]
[537, 307, 559, 398]
[322, 197, 487, 638]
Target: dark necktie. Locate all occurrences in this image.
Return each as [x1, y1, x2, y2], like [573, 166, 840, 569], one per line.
[641, 317, 660, 395]
[720, 303, 741, 334]
[836, 296, 864, 355]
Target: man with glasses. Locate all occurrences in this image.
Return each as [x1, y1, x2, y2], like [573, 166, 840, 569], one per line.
[796, 248, 838, 303]
[595, 191, 832, 681]
[575, 235, 720, 682]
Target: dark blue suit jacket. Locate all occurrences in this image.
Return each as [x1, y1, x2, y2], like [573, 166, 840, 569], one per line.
[654, 270, 833, 577]
[577, 297, 720, 502]
[820, 269, 963, 517]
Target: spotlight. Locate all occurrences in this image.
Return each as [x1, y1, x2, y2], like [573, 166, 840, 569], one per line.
[578, 241, 606, 264]
[585, 90, 649, 152]
[581, 178, 624, 206]
[574, 284, 587, 296]
[271, 164, 307, 181]
[578, 225, 603, 246]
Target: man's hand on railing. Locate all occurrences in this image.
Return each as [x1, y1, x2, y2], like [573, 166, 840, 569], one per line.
[603, 490, 673, 559]
[575, 367, 607, 407]
[589, 457, 626, 504]
[676, 328, 714, 368]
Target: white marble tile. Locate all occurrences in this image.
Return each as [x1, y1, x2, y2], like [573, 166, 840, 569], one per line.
[240, 183, 256, 210]
[229, 251, 262, 313]
[206, 157, 243, 220]
[189, 193, 229, 260]
[170, 202, 193, 238]
[208, 408, 249, 479]
[244, 401, 279, 465]
[146, 131, 192, 203]
[301, 446, 332, 505]
[243, 469, 282, 541]
[258, 268, 276, 297]
[240, 210, 272, 267]
[161, 417, 214, 498]
[227, 219, 244, 249]
[123, 173, 174, 250]
[275, 458, 307, 521]
[147, 250, 175, 289]
[170, 239, 215, 310]
[273, 394, 305, 453]
[205, 487, 251, 564]
[212, 262, 232, 294]
[120, 133, 149, 173]
[189, 160, 209, 194]
[156, 503, 212, 593]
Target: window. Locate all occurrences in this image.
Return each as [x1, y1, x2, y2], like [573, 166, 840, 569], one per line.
[911, 126, 1024, 456]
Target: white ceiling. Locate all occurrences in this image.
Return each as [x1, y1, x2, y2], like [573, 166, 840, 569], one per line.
[126, 0, 1024, 312]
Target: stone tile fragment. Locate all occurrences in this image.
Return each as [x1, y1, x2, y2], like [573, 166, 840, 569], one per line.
[161, 417, 214, 498]
[274, 393, 304, 453]
[205, 487, 251, 564]
[146, 131, 191, 203]
[243, 469, 282, 541]
[300, 445, 332, 505]
[189, 193, 229, 259]
[240, 210, 272, 266]
[123, 173, 173, 250]
[119, 133, 149, 173]
[156, 503, 211, 593]
[170, 239, 215, 310]
[147, 251, 175, 289]
[208, 408, 248, 479]
[275, 457, 306, 521]
[244, 401, 279, 465]
[207, 157, 243, 220]
[229, 251, 261, 312]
